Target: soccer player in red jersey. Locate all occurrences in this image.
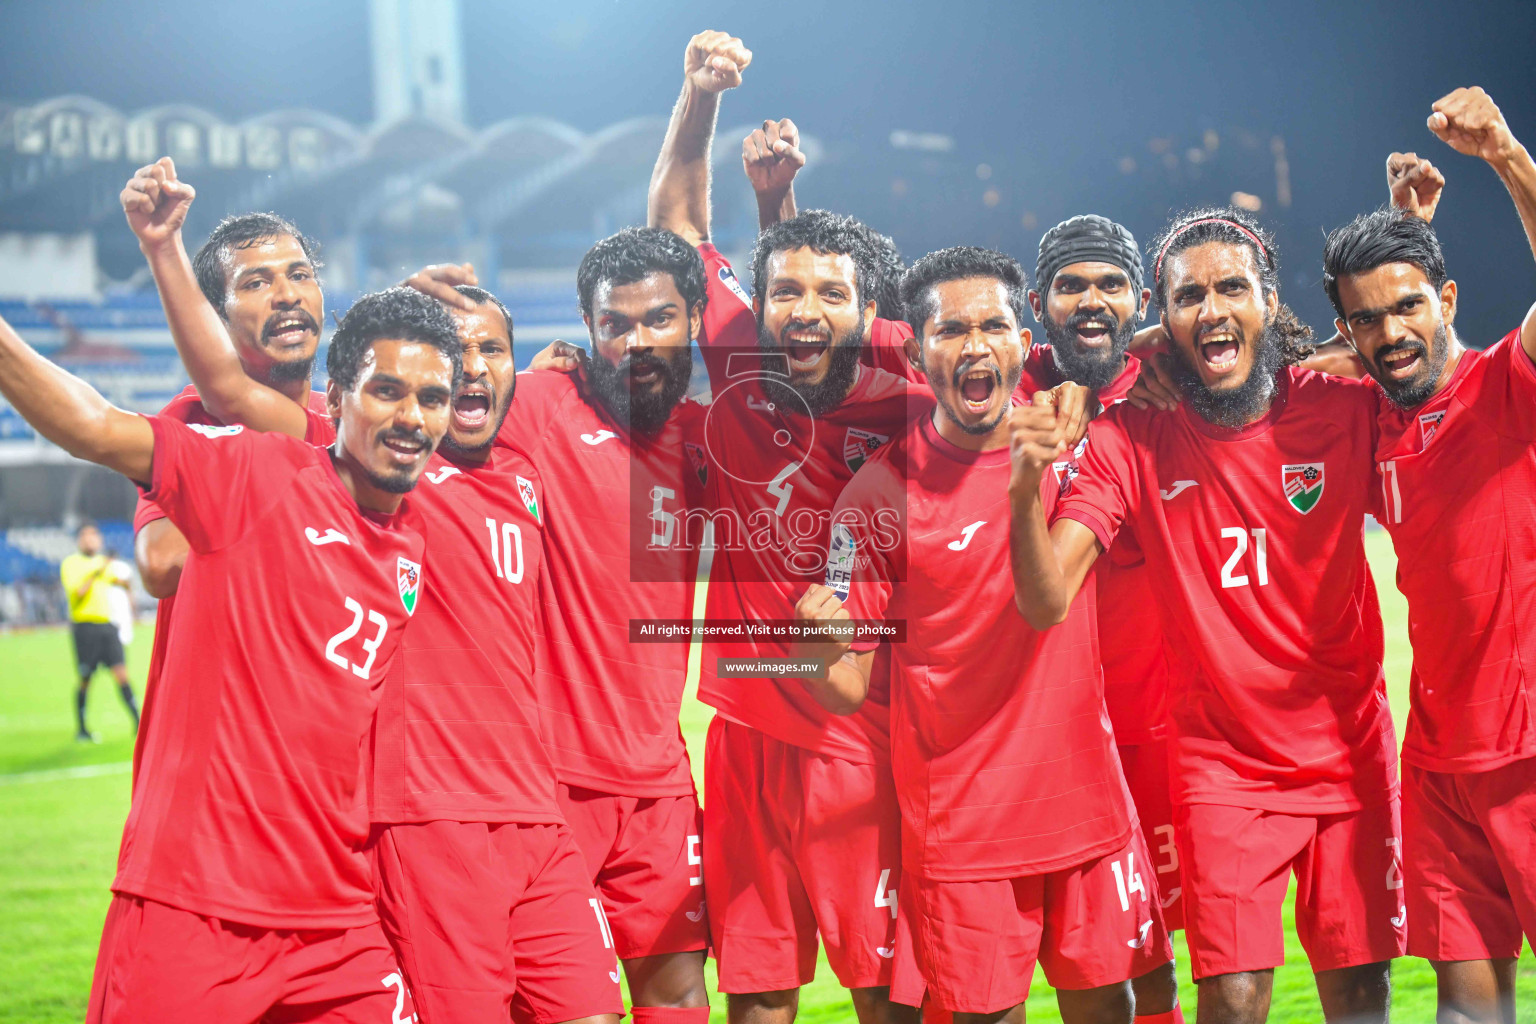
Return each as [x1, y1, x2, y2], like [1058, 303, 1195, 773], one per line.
[0, 289, 460, 1023]
[795, 246, 1176, 1023]
[495, 226, 714, 1023]
[1323, 87, 1536, 1024]
[648, 30, 928, 1024]
[133, 221, 627, 1021]
[1011, 207, 1404, 1022]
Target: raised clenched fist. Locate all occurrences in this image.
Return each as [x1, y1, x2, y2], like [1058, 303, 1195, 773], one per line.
[1428, 87, 1520, 169]
[743, 118, 805, 195]
[120, 156, 195, 253]
[1007, 397, 1069, 492]
[1386, 152, 1445, 222]
[684, 30, 752, 94]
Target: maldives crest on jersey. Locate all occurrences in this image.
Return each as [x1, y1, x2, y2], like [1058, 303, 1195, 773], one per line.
[397, 556, 421, 615]
[825, 523, 856, 599]
[1281, 463, 1325, 514]
[718, 265, 752, 309]
[844, 428, 888, 473]
[1418, 410, 1446, 449]
[516, 475, 540, 523]
[685, 442, 709, 485]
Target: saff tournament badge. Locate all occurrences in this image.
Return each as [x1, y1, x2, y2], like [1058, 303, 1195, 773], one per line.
[397, 556, 421, 615]
[825, 522, 856, 600]
[1281, 463, 1324, 515]
[843, 428, 888, 473]
[516, 475, 540, 523]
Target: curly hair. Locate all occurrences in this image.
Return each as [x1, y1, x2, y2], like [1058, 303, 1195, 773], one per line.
[751, 211, 878, 313]
[326, 287, 463, 391]
[577, 227, 708, 322]
[193, 212, 322, 316]
[1150, 206, 1313, 365]
[899, 246, 1030, 338]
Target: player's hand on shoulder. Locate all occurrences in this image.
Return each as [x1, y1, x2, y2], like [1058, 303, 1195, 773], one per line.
[120, 156, 195, 252]
[528, 339, 585, 374]
[1007, 396, 1068, 492]
[1387, 152, 1446, 222]
[685, 30, 751, 93]
[1125, 351, 1183, 412]
[1428, 87, 1521, 169]
[401, 263, 479, 311]
[743, 118, 805, 195]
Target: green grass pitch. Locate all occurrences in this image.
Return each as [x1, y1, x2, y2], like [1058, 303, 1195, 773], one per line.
[2, 531, 1533, 1021]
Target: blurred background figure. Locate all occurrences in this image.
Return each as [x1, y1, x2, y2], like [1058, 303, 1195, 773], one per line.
[57, 522, 139, 741]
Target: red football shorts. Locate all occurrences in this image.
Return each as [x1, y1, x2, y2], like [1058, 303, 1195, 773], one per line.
[1118, 740, 1184, 933]
[1403, 757, 1536, 961]
[703, 716, 903, 993]
[557, 782, 710, 959]
[898, 830, 1173, 1015]
[1177, 799, 1406, 980]
[86, 894, 413, 1024]
[371, 820, 624, 1024]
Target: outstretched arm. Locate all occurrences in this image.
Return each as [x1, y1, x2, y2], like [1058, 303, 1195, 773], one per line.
[647, 30, 752, 246]
[1425, 87, 1536, 358]
[122, 157, 308, 439]
[1007, 394, 1102, 628]
[743, 118, 805, 230]
[0, 314, 153, 483]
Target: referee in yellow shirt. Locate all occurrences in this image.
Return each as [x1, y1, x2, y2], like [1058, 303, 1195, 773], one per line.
[59, 522, 140, 741]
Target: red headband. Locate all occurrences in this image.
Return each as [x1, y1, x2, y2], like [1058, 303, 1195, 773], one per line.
[1153, 217, 1271, 282]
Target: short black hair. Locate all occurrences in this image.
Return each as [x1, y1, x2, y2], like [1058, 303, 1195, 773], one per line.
[1322, 206, 1448, 319]
[192, 212, 322, 315]
[76, 520, 99, 537]
[900, 246, 1030, 338]
[1148, 206, 1278, 311]
[795, 210, 905, 321]
[452, 285, 515, 340]
[751, 211, 877, 311]
[577, 227, 707, 322]
[326, 287, 462, 392]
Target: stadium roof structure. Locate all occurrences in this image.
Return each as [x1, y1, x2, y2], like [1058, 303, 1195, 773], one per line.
[0, 95, 816, 279]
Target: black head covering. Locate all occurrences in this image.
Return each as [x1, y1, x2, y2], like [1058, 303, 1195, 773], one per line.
[1035, 214, 1143, 297]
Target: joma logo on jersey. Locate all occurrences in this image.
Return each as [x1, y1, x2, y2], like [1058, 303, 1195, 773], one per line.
[1281, 463, 1325, 514]
[397, 557, 421, 616]
[516, 475, 540, 523]
[844, 428, 888, 473]
[1418, 410, 1446, 448]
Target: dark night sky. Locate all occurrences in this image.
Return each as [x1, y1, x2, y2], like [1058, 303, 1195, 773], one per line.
[2, 0, 1534, 339]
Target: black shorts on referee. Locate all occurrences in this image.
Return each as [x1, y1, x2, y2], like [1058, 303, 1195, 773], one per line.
[72, 621, 125, 677]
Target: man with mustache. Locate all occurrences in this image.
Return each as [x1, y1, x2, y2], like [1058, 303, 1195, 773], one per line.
[648, 28, 930, 1024]
[1323, 87, 1536, 1024]
[1010, 207, 1404, 1023]
[0, 286, 461, 1022]
[796, 246, 1175, 1024]
[494, 226, 714, 1024]
[123, 172, 627, 1024]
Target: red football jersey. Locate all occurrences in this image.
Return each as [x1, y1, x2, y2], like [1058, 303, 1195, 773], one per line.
[497, 369, 707, 797]
[116, 415, 425, 928]
[839, 415, 1133, 880]
[694, 244, 934, 762]
[370, 444, 558, 823]
[1056, 367, 1397, 812]
[1373, 329, 1536, 772]
[1026, 348, 1172, 746]
[131, 385, 334, 790]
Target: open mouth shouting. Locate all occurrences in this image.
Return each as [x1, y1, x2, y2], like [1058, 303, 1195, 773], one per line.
[1070, 314, 1117, 349]
[1196, 325, 1243, 377]
[379, 428, 430, 467]
[262, 310, 319, 350]
[1376, 341, 1426, 381]
[627, 354, 670, 389]
[779, 322, 832, 373]
[451, 380, 495, 434]
[954, 361, 1003, 415]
